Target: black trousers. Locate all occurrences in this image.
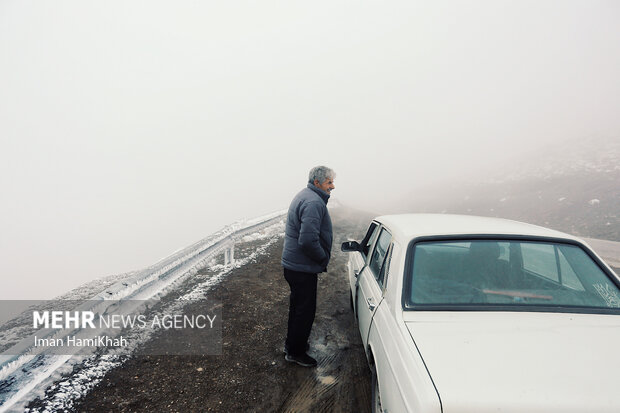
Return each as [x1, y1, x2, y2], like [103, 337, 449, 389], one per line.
[284, 268, 318, 356]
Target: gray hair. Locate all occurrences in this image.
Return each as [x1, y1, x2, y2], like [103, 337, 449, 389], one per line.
[308, 165, 335, 184]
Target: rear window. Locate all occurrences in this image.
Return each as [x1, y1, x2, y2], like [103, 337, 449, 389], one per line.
[405, 239, 620, 312]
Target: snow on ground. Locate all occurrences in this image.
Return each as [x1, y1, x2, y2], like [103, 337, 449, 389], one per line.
[497, 138, 620, 183]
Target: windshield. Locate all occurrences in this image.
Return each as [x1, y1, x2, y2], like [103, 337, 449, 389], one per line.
[405, 239, 620, 312]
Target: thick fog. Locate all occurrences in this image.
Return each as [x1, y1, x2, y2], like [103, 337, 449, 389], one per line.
[1, 1, 619, 300]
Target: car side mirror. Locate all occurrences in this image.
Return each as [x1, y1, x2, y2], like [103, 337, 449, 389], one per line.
[341, 241, 361, 252]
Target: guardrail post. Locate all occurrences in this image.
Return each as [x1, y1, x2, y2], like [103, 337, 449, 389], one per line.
[224, 245, 235, 266]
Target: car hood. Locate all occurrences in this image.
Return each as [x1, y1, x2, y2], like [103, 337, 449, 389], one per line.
[404, 311, 620, 413]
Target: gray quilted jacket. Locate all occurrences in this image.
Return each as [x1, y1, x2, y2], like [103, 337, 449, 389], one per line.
[281, 184, 333, 273]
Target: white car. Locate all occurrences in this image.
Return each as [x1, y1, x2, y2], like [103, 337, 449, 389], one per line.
[342, 214, 620, 413]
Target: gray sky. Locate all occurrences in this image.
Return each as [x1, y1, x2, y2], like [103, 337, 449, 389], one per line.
[1, 1, 619, 299]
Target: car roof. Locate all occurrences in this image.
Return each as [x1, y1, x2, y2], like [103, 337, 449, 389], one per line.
[374, 213, 582, 242]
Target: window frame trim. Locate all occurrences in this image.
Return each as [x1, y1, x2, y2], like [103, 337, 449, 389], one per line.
[378, 242, 394, 293]
[368, 227, 392, 277]
[401, 234, 620, 315]
[362, 221, 381, 264]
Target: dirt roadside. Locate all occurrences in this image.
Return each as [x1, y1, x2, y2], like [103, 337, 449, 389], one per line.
[53, 210, 374, 412]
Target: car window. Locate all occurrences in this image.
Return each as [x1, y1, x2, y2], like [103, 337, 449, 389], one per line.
[407, 239, 620, 312]
[361, 223, 380, 258]
[558, 248, 584, 291]
[377, 243, 393, 290]
[522, 243, 558, 282]
[369, 229, 391, 286]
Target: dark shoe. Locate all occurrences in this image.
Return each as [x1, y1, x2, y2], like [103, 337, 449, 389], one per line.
[284, 342, 310, 355]
[285, 353, 317, 367]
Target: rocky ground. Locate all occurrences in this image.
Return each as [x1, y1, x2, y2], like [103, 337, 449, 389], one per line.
[38, 209, 375, 412]
[402, 170, 620, 242]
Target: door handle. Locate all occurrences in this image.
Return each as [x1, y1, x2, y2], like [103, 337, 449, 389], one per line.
[366, 297, 376, 311]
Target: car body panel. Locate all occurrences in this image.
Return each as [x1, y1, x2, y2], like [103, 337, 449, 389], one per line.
[347, 250, 366, 315]
[357, 264, 383, 350]
[375, 214, 583, 242]
[404, 311, 620, 413]
[371, 306, 442, 413]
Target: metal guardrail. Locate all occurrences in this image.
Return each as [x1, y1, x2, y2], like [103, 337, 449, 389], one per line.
[93, 210, 286, 301]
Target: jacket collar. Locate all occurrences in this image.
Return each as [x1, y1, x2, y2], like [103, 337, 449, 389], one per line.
[307, 183, 330, 204]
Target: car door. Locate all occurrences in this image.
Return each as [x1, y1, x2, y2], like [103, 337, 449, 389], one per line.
[349, 222, 380, 315]
[357, 227, 392, 351]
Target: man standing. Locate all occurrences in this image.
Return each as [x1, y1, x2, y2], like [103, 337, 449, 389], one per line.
[281, 166, 335, 367]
